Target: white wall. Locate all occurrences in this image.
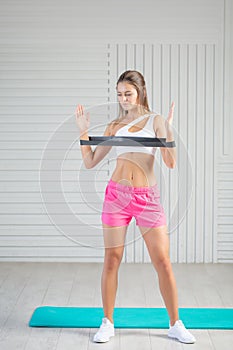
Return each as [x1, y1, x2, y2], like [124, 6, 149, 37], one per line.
[0, 0, 232, 262]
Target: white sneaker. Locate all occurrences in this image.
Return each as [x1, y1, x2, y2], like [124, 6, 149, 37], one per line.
[168, 320, 196, 344]
[93, 317, 115, 343]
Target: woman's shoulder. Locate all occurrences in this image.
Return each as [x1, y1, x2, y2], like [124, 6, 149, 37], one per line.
[107, 117, 125, 135]
[105, 119, 120, 136]
[149, 112, 165, 131]
[149, 110, 162, 117]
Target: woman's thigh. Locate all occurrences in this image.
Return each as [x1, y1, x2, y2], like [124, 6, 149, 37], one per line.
[102, 223, 128, 251]
[138, 225, 170, 263]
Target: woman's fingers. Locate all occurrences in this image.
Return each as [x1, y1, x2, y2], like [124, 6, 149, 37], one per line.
[79, 104, 83, 115]
[169, 101, 175, 115]
[76, 105, 89, 120]
[76, 104, 83, 117]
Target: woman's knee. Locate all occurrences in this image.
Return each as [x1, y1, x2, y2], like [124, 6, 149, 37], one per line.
[104, 248, 124, 270]
[153, 256, 172, 273]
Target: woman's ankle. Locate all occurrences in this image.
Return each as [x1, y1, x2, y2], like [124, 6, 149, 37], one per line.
[170, 318, 179, 327]
[105, 315, 114, 324]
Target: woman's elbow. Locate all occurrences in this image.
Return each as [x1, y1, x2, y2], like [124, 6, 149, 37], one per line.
[84, 160, 94, 169]
[165, 160, 176, 169]
[86, 162, 96, 169]
[169, 161, 176, 169]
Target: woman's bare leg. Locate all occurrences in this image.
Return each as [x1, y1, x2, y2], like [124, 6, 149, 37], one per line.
[139, 225, 179, 326]
[101, 223, 127, 323]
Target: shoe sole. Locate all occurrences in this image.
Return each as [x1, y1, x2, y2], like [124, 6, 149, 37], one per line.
[168, 334, 195, 344]
[93, 339, 110, 343]
[93, 333, 115, 343]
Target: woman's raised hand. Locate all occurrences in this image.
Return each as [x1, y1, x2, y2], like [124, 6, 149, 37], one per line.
[166, 101, 175, 126]
[75, 104, 90, 133]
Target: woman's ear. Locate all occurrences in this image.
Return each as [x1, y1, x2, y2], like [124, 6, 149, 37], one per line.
[143, 86, 146, 97]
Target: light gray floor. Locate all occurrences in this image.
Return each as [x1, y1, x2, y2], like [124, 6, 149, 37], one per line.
[0, 262, 232, 350]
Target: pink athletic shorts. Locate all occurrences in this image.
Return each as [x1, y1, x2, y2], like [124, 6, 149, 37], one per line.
[101, 179, 166, 228]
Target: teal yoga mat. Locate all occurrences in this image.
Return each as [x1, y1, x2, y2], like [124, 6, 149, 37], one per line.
[29, 307, 233, 329]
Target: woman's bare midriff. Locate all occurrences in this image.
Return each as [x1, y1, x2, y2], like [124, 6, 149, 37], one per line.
[111, 152, 157, 187]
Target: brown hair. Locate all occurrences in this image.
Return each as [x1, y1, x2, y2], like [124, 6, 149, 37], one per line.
[109, 70, 152, 134]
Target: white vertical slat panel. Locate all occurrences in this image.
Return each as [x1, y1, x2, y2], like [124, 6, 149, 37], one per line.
[204, 44, 215, 262]
[166, 44, 172, 255]
[213, 41, 221, 264]
[110, 42, 219, 263]
[195, 44, 206, 262]
[222, 0, 231, 156]
[186, 44, 197, 263]
[144, 44, 153, 113]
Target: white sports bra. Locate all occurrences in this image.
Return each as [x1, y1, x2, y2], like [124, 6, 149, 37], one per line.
[115, 113, 159, 157]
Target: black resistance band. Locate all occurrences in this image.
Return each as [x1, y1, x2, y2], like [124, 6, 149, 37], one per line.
[80, 136, 176, 148]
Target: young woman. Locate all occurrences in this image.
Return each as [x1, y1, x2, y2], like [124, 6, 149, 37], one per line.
[75, 70, 196, 344]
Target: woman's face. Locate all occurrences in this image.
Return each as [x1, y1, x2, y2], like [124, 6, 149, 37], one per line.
[117, 82, 139, 112]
